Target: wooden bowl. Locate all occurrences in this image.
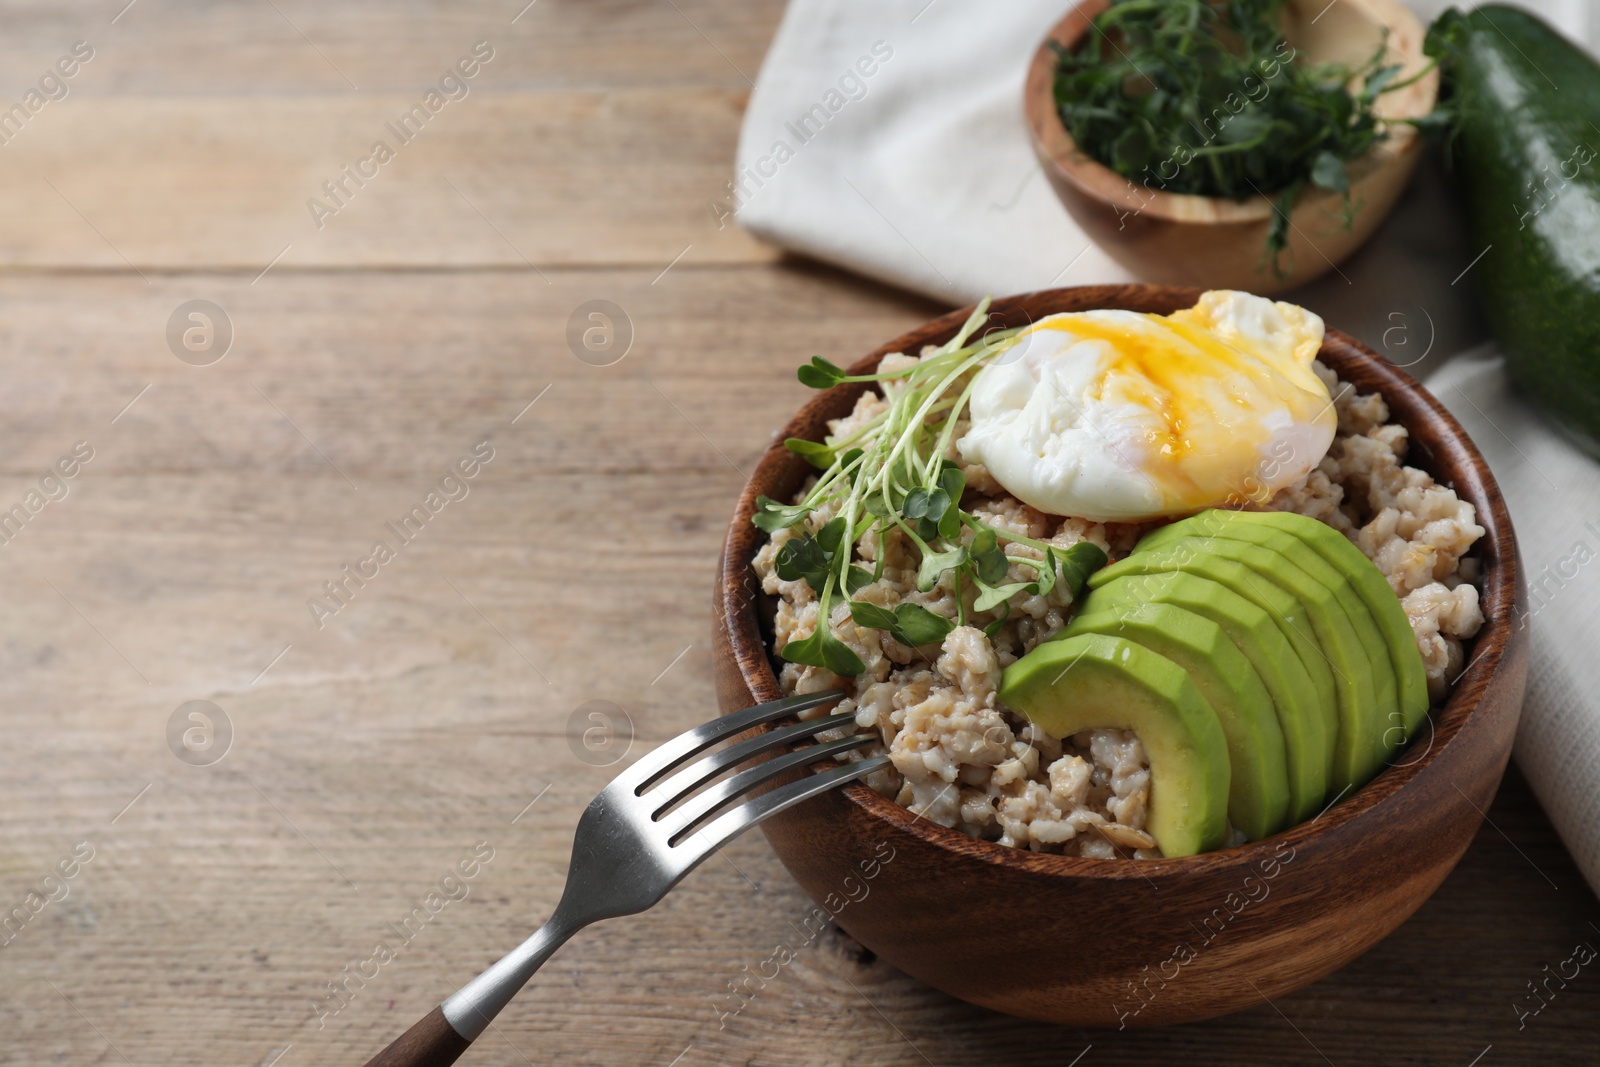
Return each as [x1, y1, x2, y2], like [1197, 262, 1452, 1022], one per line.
[1023, 0, 1438, 296]
[711, 285, 1527, 1027]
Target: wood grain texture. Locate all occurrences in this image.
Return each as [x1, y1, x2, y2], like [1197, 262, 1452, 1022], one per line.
[0, 0, 771, 95]
[0, 2, 1593, 1065]
[714, 285, 1528, 1026]
[0, 0, 774, 270]
[0, 90, 769, 270]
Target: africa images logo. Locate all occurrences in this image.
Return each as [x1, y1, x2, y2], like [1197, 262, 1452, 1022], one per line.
[306, 439, 494, 628]
[306, 41, 496, 230]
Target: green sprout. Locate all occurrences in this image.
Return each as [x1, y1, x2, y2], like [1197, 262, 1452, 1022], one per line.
[1052, 0, 1443, 272]
[755, 301, 1109, 677]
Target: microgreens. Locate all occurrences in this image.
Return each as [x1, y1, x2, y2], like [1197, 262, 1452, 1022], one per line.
[1052, 0, 1443, 270]
[754, 300, 1110, 677]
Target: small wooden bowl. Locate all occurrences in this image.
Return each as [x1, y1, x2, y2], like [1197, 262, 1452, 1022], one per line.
[712, 285, 1527, 1027]
[1024, 0, 1438, 295]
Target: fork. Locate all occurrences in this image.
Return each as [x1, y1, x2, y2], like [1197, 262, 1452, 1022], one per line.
[362, 689, 882, 1067]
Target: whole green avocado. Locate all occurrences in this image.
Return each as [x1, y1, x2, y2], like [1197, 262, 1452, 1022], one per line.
[1432, 5, 1600, 457]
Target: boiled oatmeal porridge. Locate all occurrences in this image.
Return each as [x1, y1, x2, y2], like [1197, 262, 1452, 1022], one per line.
[752, 293, 1485, 859]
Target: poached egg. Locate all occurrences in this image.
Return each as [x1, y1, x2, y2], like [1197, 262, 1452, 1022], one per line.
[956, 291, 1337, 523]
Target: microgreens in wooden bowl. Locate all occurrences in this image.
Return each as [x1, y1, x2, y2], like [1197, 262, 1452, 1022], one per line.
[1025, 0, 1440, 294]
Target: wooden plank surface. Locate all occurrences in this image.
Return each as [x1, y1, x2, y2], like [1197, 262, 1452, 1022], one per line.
[0, 3, 1596, 1066]
[0, 0, 772, 269]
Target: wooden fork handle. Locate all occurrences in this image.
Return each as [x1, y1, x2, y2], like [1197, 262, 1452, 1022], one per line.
[362, 1005, 472, 1067]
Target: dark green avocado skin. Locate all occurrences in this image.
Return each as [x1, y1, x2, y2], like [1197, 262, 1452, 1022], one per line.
[1438, 5, 1600, 457]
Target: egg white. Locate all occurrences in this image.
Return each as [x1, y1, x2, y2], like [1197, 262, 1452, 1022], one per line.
[956, 292, 1337, 523]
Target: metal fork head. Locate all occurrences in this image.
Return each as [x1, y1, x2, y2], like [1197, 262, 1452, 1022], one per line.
[552, 690, 888, 927]
[437, 689, 890, 1046]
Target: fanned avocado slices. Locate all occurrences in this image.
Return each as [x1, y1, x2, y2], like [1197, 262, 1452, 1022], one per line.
[1092, 550, 1345, 782]
[1098, 536, 1388, 793]
[998, 506, 1430, 857]
[1139, 510, 1428, 749]
[1086, 571, 1332, 825]
[1062, 603, 1291, 840]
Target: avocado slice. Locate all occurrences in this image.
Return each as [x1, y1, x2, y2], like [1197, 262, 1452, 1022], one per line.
[1141, 509, 1429, 744]
[1085, 571, 1331, 825]
[1094, 540, 1385, 792]
[1062, 603, 1290, 840]
[998, 633, 1230, 857]
[1134, 522, 1403, 770]
[1090, 551, 1338, 783]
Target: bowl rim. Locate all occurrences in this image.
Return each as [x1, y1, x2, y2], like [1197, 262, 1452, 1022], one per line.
[717, 283, 1520, 881]
[1022, 0, 1439, 226]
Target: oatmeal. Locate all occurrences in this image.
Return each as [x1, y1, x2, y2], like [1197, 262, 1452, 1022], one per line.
[754, 353, 1486, 857]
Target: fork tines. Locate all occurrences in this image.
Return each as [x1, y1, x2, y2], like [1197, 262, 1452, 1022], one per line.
[609, 690, 889, 857]
[617, 689, 847, 796]
[660, 725, 879, 844]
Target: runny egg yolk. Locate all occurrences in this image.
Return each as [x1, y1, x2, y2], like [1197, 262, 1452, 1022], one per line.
[956, 291, 1337, 523]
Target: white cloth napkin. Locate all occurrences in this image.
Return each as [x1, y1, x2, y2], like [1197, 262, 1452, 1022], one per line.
[736, 0, 1600, 895]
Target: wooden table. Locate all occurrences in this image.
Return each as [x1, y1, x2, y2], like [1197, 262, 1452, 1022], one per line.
[0, 2, 1595, 1064]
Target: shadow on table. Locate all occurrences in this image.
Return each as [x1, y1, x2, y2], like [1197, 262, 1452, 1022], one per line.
[792, 764, 1599, 1067]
